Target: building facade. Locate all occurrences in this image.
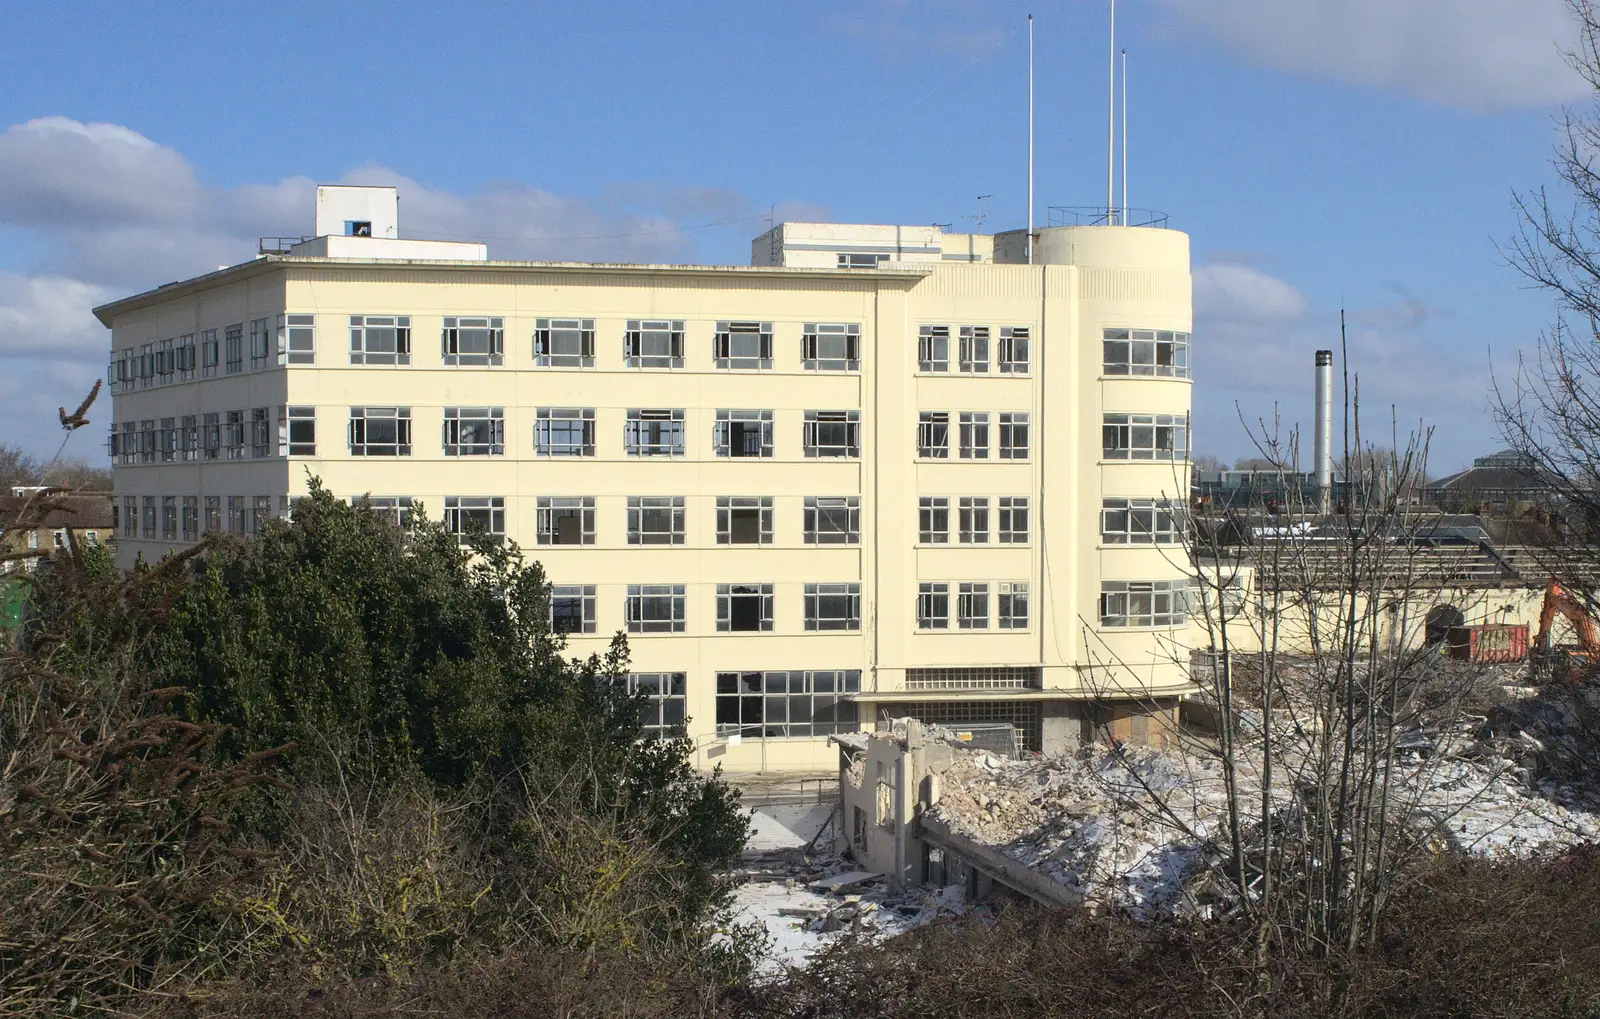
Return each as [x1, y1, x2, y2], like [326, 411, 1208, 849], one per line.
[96, 187, 1196, 774]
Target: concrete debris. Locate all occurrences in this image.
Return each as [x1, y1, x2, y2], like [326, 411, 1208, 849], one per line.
[808, 870, 882, 894]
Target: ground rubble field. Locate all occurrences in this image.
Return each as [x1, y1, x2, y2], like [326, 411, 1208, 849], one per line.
[925, 674, 1600, 916]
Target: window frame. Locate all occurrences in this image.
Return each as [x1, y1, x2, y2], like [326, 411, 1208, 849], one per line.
[998, 581, 1030, 629]
[624, 318, 685, 369]
[534, 317, 596, 367]
[279, 314, 315, 365]
[1102, 413, 1189, 461]
[957, 582, 990, 629]
[917, 582, 950, 630]
[625, 583, 686, 633]
[1102, 327, 1191, 379]
[804, 582, 861, 631]
[443, 496, 506, 545]
[627, 496, 686, 546]
[802, 322, 860, 371]
[713, 320, 773, 370]
[714, 409, 774, 458]
[803, 410, 859, 458]
[918, 496, 950, 544]
[349, 315, 412, 366]
[998, 496, 1030, 544]
[958, 412, 990, 459]
[1100, 579, 1193, 628]
[958, 496, 990, 544]
[535, 496, 596, 545]
[1100, 498, 1184, 545]
[804, 496, 860, 545]
[349, 407, 413, 457]
[716, 583, 775, 632]
[281, 406, 316, 456]
[441, 316, 504, 366]
[999, 412, 1030, 460]
[717, 496, 774, 545]
[714, 669, 860, 739]
[442, 406, 506, 457]
[998, 326, 1031, 374]
[958, 326, 990, 373]
[624, 408, 687, 458]
[918, 325, 950, 372]
[917, 412, 949, 459]
[550, 584, 598, 635]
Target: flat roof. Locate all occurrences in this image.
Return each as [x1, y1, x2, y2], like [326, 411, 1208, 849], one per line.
[92, 254, 938, 325]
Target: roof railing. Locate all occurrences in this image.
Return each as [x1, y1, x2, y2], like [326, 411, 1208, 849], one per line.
[259, 236, 315, 255]
[1047, 206, 1170, 229]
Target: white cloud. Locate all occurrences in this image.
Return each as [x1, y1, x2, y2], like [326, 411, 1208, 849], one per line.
[822, 0, 1006, 60]
[1194, 261, 1309, 325]
[0, 273, 117, 360]
[0, 117, 202, 228]
[1157, 0, 1586, 111]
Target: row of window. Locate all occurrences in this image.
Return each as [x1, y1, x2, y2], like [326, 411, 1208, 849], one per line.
[619, 670, 865, 740]
[121, 494, 275, 541]
[108, 320, 1195, 389]
[112, 407, 1182, 463]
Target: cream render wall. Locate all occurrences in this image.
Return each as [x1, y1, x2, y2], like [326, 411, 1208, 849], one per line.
[103, 225, 1194, 774]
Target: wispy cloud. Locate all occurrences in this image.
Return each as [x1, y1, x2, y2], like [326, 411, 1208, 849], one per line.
[1156, 0, 1586, 111]
[822, 0, 1007, 61]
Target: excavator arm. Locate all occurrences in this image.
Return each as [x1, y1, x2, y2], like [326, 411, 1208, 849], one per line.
[1535, 580, 1600, 681]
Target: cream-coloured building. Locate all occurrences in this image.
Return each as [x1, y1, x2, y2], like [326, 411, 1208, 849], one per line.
[95, 186, 1196, 774]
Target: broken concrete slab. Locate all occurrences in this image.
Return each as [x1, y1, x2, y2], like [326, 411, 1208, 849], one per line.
[808, 870, 882, 894]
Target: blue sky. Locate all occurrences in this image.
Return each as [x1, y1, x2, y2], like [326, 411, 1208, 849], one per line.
[0, 0, 1587, 473]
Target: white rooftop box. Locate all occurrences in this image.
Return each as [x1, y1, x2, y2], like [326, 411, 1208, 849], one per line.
[315, 185, 399, 239]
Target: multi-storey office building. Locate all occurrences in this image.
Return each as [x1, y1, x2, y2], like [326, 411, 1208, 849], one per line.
[96, 186, 1196, 773]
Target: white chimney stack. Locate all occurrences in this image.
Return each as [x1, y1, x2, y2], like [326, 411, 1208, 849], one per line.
[1314, 349, 1333, 513]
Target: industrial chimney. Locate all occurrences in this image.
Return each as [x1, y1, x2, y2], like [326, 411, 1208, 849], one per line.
[1314, 350, 1333, 514]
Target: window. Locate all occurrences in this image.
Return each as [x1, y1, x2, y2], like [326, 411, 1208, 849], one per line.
[918, 497, 949, 543]
[177, 334, 196, 381]
[1103, 328, 1191, 378]
[627, 496, 685, 545]
[917, 583, 949, 629]
[280, 407, 315, 456]
[958, 326, 989, 373]
[141, 496, 156, 539]
[1100, 579, 1192, 628]
[1103, 413, 1188, 461]
[714, 409, 772, 458]
[535, 496, 595, 545]
[353, 496, 417, 529]
[535, 408, 596, 457]
[838, 252, 886, 268]
[204, 496, 221, 534]
[157, 500, 175, 540]
[180, 415, 198, 461]
[624, 319, 685, 368]
[202, 413, 220, 460]
[959, 412, 989, 459]
[805, 583, 860, 631]
[714, 321, 772, 369]
[1100, 498, 1183, 544]
[715, 670, 860, 738]
[803, 410, 859, 458]
[224, 325, 243, 374]
[999, 582, 1030, 629]
[534, 318, 595, 367]
[181, 496, 199, 541]
[121, 496, 137, 538]
[349, 407, 412, 456]
[349, 315, 411, 365]
[625, 673, 688, 737]
[917, 412, 949, 459]
[157, 339, 174, 384]
[159, 417, 177, 462]
[226, 496, 245, 535]
[625, 409, 686, 457]
[443, 407, 505, 456]
[999, 412, 1030, 459]
[441, 316, 504, 366]
[107, 348, 127, 393]
[118, 422, 136, 465]
[998, 497, 1030, 544]
[717, 583, 774, 632]
[250, 496, 272, 536]
[550, 585, 597, 634]
[250, 408, 272, 458]
[625, 584, 686, 633]
[958, 582, 990, 629]
[222, 412, 244, 460]
[918, 325, 950, 372]
[84, 531, 98, 547]
[138, 420, 156, 464]
[802, 322, 859, 371]
[139, 343, 154, 388]
[717, 496, 773, 544]
[249, 318, 271, 369]
[201, 329, 219, 378]
[346, 219, 372, 236]
[958, 497, 989, 543]
[278, 314, 315, 365]
[805, 497, 859, 544]
[443, 496, 506, 544]
[999, 327, 1030, 374]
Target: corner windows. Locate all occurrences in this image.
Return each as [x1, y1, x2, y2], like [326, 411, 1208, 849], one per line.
[804, 583, 861, 631]
[999, 412, 1030, 459]
[349, 315, 411, 365]
[804, 496, 859, 544]
[918, 497, 949, 544]
[627, 496, 686, 545]
[917, 412, 949, 459]
[1100, 579, 1192, 628]
[714, 321, 772, 369]
[1103, 413, 1188, 461]
[717, 583, 774, 632]
[443, 407, 505, 456]
[958, 326, 989, 373]
[625, 409, 686, 457]
[626, 584, 686, 633]
[999, 327, 1030, 374]
[279, 314, 315, 365]
[535, 408, 596, 457]
[918, 325, 950, 372]
[802, 322, 860, 371]
[536, 497, 596, 545]
[441, 316, 503, 366]
[624, 319, 685, 368]
[714, 410, 773, 458]
[443, 496, 505, 545]
[717, 496, 773, 544]
[534, 318, 595, 367]
[349, 407, 412, 456]
[1100, 498, 1183, 544]
[803, 410, 859, 458]
[1103, 328, 1190, 378]
[551, 585, 597, 635]
[281, 407, 316, 456]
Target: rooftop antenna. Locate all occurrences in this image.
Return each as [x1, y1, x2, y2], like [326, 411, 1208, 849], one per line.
[1121, 47, 1128, 225]
[1106, 0, 1116, 225]
[1027, 13, 1034, 264]
[973, 194, 993, 231]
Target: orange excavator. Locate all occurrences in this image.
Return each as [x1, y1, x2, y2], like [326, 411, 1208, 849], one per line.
[1533, 580, 1600, 683]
